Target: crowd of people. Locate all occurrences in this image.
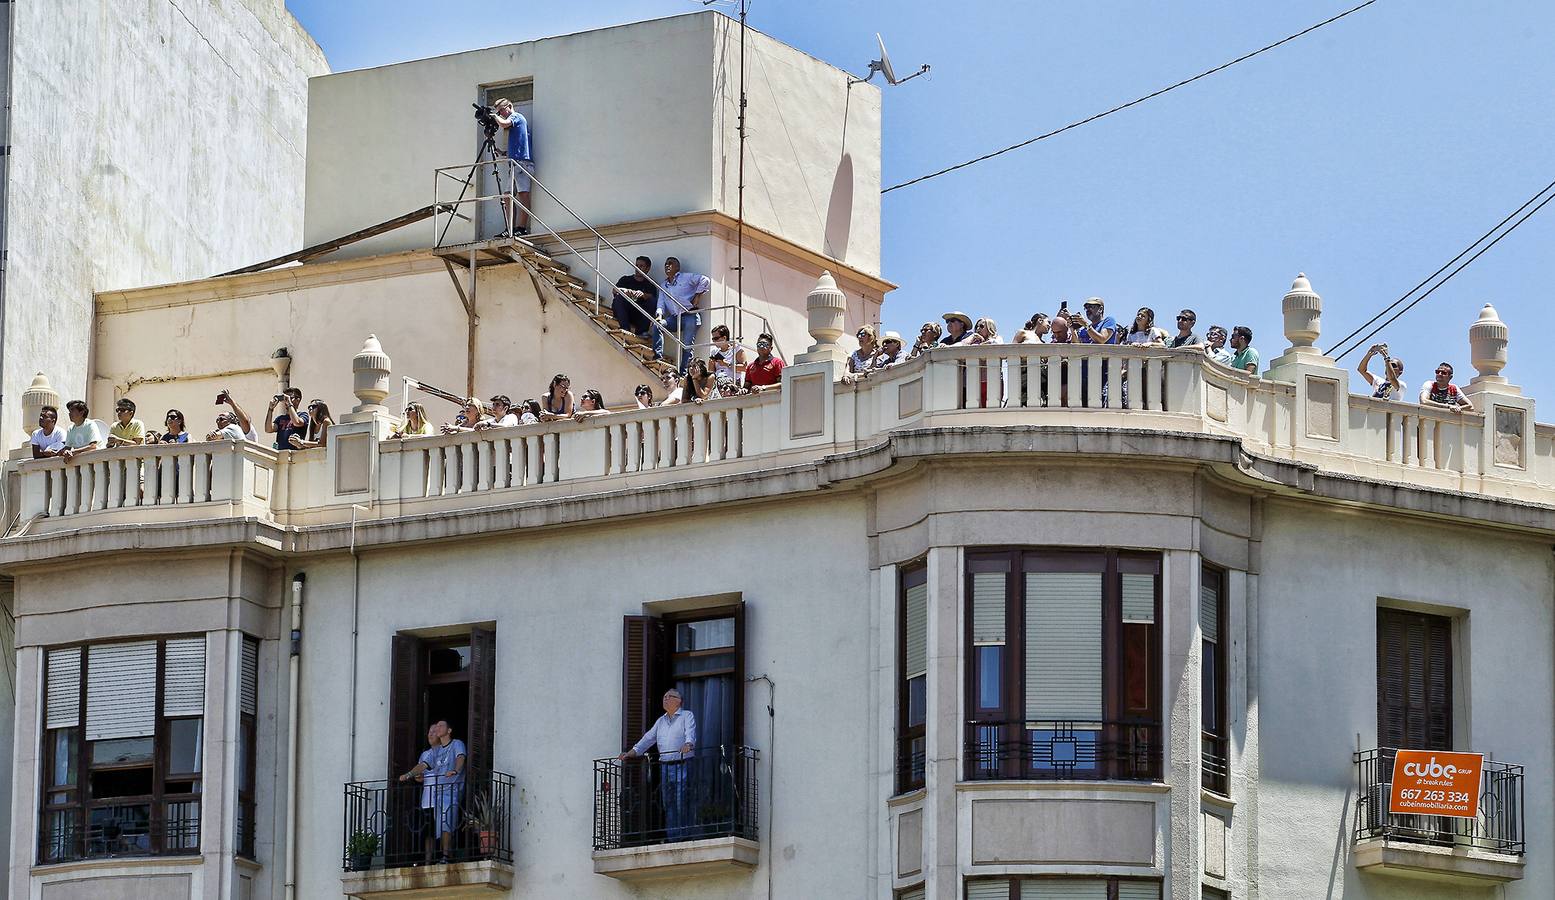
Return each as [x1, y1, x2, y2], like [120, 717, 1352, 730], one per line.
[24, 297, 1480, 462]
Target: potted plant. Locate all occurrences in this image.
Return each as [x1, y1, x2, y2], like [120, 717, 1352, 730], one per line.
[463, 790, 501, 857]
[346, 829, 379, 871]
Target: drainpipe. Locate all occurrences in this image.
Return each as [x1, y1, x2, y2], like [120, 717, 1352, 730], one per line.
[348, 504, 371, 780]
[284, 573, 305, 900]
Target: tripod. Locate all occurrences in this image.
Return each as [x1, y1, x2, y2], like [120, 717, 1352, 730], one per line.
[437, 131, 512, 247]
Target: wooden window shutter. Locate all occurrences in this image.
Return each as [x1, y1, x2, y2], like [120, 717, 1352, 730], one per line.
[387, 633, 424, 779]
[1377, 608, 1452, 750]
[45, 647, 82, 730]
[240, 638, 259, 717]
[85, 641, 158, 740]
[1024, 572, 1104, 722]
[162, 637, 206, 718]
[467, 626, 497, 775]
[621, 616, 665, 751]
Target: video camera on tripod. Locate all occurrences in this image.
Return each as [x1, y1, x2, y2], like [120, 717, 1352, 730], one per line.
[472, 103, 500, 138]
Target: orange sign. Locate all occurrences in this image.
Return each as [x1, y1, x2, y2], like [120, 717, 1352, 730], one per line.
[1388, 750, 1484, 818]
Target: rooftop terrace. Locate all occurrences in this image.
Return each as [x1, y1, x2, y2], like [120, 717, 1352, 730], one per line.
[2, 274, 1548, 560]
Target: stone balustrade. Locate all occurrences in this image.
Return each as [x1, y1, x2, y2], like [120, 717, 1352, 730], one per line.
[3, 276, 1543, 535]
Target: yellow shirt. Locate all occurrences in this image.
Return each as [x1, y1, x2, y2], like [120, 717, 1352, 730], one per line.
[110, 419, 146, 443]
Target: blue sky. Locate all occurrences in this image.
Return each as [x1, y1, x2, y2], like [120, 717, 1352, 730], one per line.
[289, 1, 1555, 397]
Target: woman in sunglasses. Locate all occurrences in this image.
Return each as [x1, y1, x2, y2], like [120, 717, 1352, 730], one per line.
[155, 409, 190, 443]
[289, 400, 334, 449]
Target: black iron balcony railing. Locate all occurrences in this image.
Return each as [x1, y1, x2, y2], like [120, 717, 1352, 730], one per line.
[38, 801, 201, 864]
[1202, 732, 1230, 795]
[896, 740, 927, 794]
[1354, 748, 1524, 856]
[593, 745, 759, 851]
[964, 719, 1162, 781]
[341, 769, 514, 871]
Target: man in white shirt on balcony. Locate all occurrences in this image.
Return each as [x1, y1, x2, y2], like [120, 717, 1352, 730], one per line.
[31, 405, 67, 458]
[620, 689, 697, 840]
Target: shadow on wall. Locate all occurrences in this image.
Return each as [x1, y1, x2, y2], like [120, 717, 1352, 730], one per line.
[824, 153, 854, 262]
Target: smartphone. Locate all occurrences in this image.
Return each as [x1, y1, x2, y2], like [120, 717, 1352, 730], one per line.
[215, 391, 228, 404]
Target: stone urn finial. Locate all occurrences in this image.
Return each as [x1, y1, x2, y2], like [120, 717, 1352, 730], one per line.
[1282, 272, 1322, 353]
[1468, 303, 1509, 384]
[797, 271, 848, 365]
[21, 373, 59, 438]
[351, 335, 392, 413]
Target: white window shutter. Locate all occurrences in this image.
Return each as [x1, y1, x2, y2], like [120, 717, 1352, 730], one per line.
[1201, 580, 1220, 645]
[904, 581, 928, 679]
[1025, 573, 1102, 723]
[1117, 881, 1162, 900]
[971, 572, 1006, 645]
[86, 642, 158, 740]
[966, 880, 1012, 900]
[162, 638, 206, 718]
[1121, 573, 1155, 623]
[46, 648, 81, 730]
[1021, 879, 1110, 900]
[240, 638, 259, 716]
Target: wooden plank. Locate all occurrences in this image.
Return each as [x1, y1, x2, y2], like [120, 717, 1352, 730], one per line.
[218, 204, 451, 276]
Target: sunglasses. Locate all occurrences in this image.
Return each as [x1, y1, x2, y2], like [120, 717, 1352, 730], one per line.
[1176, 315, 1193, 321]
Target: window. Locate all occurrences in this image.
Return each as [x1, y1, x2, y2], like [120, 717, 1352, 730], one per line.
[1203, 887, 1229, 900]
[897, 564, 928, 793]
[965, 550, 1161, 781]
[965, 876, 1163, 899]
[1201, 565, 1228, 795]
[1377, 608, 1452, 750]
[897, 885, 925, 900]
[621, 604, 744, 753]
[40, 638, 207, 863]
[236, 637, 258, 859]
[388, 627, 496, 781]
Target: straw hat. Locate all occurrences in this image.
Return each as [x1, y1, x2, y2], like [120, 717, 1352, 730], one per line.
[942, 311, 973, 329]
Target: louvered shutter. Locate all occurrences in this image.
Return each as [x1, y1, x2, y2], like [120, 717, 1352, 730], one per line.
[621, 616, 666, 751]
[1020, 879, 1109, 900]
[1377, 609, 1452, 750]
[1121, 574, 1155, 623]
[387, 634, 424, 779]
[46, 648, 82, 730]
[904, 581, 928, 678]
[467, 626, 496, 776]
[899, 887, 925, 900]
[971, 572, 1006, 645]
[85, 642, 157, 740]
[1025, 573, 1103, 722]
[1117, 881, 1162, 900]
[162, 638, 206, 718]
[966, 880, 1011, 900]
[240, 638, 259, 716]
[1200, 580, 1220, 644]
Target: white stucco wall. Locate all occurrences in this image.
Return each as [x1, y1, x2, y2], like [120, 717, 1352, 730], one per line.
[0, 0, 328, 447]
[290, 494, 876, 898]
[1256, 501, 1555, 900]
[302, 12, 882, 280]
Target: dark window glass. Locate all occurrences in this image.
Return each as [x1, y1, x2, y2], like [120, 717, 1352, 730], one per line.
[91, 738, 154, 767]
[907, 676, 926, 728]
[167, 719, 203, 775]
[427, 643, 470, 675]
[672, 651, 737, 676]
[1201, 649, 1218, 732]
[976, 646, 1003, 709]
[49, 729, 78, 788]
[90, 767, 154, 799]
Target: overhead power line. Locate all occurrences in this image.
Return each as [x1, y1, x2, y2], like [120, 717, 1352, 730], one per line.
[881, 0, 1381, 195]
[1327, 178, 1555, 362]
[1325, 177, 1555, 360]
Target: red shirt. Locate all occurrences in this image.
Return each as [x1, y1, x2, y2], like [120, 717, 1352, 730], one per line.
[744, 354, 785, 387]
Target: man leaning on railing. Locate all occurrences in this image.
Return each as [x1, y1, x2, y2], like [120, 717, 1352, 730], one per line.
[619, 689, 697, 841]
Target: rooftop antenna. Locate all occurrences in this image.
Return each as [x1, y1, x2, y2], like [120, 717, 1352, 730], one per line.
[702, 0, 750, 340]
[851, 33, 930, 86]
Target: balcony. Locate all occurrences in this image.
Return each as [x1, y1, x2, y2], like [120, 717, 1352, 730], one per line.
[965, 719, 1162, 782]
[1353, 748, 1524, 884]
[38, 804, 200, 865]
[5, 338, 1552, 553]
[591, 746, 760, 881]
[339, 769, 515, 898]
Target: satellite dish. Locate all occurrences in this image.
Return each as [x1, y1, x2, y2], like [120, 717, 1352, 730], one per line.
[876, 34, 898, 84]
[853, 33, 929, 86]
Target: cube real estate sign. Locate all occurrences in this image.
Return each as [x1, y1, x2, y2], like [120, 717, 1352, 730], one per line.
[1388, 749, 1484, 818]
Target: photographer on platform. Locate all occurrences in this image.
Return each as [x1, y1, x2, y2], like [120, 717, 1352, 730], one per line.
[493, 98, 533, 237]
[265, 388, 308, 450]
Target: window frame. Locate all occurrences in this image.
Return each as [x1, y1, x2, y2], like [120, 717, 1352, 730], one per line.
[39, 635, 207, 863]
[896, 562, 929, 794]
[1200, 563, 1229, 796]
[964, 874, 1164, 899]
[963, 549, 1163, 782]
[661, 605, 745, 751]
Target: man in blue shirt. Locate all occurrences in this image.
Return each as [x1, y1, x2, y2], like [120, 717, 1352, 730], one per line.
[1074, 297, 1118, 406]
[494, 98, 533, 236]
[620, 689, 698, 840]
[654, 257, 711, 371]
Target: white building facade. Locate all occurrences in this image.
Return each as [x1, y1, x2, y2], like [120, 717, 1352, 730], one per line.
[0, 13, 1551, 900]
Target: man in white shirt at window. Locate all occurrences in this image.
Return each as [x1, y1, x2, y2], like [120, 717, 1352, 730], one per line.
[620, 689, 697, 840]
